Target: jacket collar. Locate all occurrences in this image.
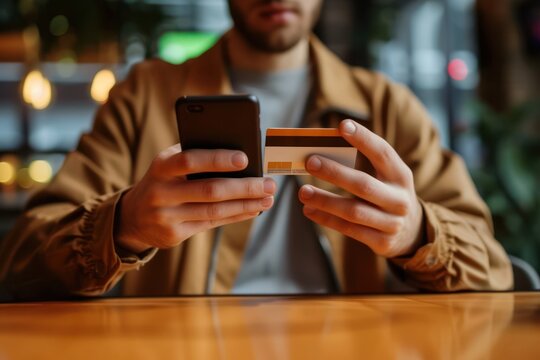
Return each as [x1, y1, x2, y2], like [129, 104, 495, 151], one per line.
[181, 35, 234, 95]
[307, 36, 370, 124]
[182, 32, 370, 124]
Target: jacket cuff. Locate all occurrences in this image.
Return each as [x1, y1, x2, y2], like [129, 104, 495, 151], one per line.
[114, 245, 158, 268]
[48, 190, 156, 295]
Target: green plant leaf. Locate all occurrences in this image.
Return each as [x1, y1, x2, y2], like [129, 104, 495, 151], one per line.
[496, 139, 536, 212]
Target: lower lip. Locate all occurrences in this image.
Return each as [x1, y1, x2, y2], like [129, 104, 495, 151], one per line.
[260, 10, 297, 26]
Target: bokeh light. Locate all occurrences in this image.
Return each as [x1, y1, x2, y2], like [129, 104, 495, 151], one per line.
[56, 53, 77, 78]
[90, 69, 116, 103]
[28, 160, 53, 183]
[448, 58, 469, 81]
[22, 70, 53, 110]
[50, 15, 69, 37]
[158, 32, 219, 65]
[0, 162, 16, 185]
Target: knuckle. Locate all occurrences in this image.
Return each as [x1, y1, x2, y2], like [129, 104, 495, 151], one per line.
[208, 218, 221, 228]
[387, 217, 404, 234]
[212, 152, 222, 169]
[380, 146, 394, 163]
[177, 152, 194, 172]
[201, 180, 222, 200]
[245, 180, 258, 198]
[395, 198, 410, 216]
[355, 178, 374, 197]
[325, 162, 340, 180]
[351, 205, 366, 223]
[207, 203, 224, 219]
[242, 200, 253, 213]
[341, 221, 356, 237]
[372, 145, 393, 166]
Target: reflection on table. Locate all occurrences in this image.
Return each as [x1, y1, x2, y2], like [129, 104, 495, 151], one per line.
[0, 292, 539, 359]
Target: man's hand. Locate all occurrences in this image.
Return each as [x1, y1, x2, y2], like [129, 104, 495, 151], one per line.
[116, 144, 276, 254]
[299, 120, 424, 258]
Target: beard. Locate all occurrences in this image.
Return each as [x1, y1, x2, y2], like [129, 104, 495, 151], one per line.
[228, 1, 320, 53]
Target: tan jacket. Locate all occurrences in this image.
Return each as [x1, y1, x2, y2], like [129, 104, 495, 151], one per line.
[0, 36, 512, 299]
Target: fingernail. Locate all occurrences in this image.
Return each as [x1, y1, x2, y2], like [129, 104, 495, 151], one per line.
[261, 196, 274, 208]
[263, 178, 276, 195]
[306, 156, 322, 171]
[300, 185, 314, 200]
[342, 120, 356, 135]
[232, 152, 247, 168]
[304, 206, 315, 215]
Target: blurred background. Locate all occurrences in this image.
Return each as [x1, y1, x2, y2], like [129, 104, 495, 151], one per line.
[0, 0, 538, 272]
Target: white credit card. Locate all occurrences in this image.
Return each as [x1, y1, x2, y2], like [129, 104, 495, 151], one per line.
[264, 128, 357, 175]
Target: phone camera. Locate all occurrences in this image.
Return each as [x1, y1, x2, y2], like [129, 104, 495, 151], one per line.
[187, 104, 204, 113]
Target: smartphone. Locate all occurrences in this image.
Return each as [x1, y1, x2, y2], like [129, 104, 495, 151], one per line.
[175, 94, 263, 180]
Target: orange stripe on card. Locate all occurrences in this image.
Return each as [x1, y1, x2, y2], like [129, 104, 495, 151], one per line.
[266, 128, 340, 137]
[268, 161, 292, 170]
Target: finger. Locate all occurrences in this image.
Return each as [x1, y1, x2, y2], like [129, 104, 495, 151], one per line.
[153, 177, 276, 205]
[298, 185, 403, 233]
[339, 120, 413, 185]
[177, 212, 261, 240]
[152, 147, 248, 179]
[305, 155, 409, 214]
[302, 206, 392, 256]
[165, 197, 274, 221]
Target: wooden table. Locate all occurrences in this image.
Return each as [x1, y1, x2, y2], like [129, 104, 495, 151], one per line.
[0, 292, 539, 359]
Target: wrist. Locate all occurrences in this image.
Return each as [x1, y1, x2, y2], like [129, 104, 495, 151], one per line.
[115, 231, 152, 254]
[114, 189, 152, 254]
[397, 199, 426, 258]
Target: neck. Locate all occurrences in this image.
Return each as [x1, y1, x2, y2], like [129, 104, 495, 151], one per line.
[226, 29, 309, 72]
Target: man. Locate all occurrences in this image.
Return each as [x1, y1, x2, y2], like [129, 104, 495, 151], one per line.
[0, 0, 512, 299]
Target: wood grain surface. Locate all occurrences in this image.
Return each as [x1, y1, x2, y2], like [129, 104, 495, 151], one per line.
[0, 292, 539, 359]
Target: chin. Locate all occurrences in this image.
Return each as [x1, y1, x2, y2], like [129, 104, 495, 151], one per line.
[247, 27, 306, 53]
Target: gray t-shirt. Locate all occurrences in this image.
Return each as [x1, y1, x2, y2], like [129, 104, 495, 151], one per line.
[228, 67, 333, 294]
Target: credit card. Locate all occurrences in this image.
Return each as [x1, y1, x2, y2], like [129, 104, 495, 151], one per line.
[264, 128, 357, 175]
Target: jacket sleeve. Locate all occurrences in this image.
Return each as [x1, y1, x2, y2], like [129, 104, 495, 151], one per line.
[0, 63, 157, 300]
[381, 82, 513, 291]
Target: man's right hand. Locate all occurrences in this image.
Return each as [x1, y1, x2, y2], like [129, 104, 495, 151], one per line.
[116, 144, 276, 254]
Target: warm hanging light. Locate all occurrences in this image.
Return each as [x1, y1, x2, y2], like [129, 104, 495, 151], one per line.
[28, 160, 53, 183]
[0, 161, 16, 185]
[22, 70, 52, 110]
[90, 69, 116, 103]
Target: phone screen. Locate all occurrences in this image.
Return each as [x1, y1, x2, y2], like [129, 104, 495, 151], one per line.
[175, 95, 263, 179]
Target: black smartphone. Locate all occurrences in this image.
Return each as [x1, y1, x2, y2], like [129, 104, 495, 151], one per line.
[175, 94, 263, 180]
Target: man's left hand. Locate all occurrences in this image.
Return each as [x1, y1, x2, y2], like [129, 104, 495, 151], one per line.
[299, 120, 424, 258]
